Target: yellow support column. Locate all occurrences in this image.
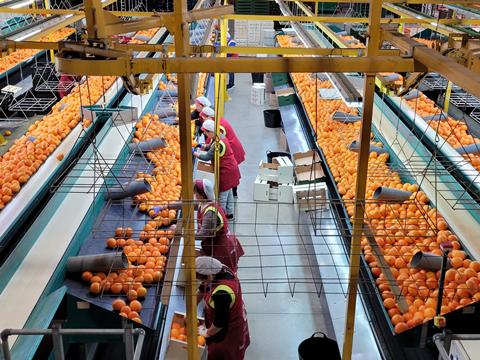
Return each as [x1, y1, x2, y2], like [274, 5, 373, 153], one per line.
[213, 14, 227, 199]
[342, 0, 382, 359]
[173, 0, 198, 358]
[444, 81, 453, 113]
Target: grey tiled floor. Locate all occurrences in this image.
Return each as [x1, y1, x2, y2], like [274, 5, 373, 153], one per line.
[225, 74, 337, 360]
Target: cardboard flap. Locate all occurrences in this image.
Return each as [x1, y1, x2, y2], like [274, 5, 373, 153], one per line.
[295, 163, 325, 183]
[293, 150, 321, 166]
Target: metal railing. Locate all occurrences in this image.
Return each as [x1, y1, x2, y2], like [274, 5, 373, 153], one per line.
[1, 326, 146, 360]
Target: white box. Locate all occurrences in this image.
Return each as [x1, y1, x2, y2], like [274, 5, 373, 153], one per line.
[165, 312, 207, 360]
[293, 182, 328, 211]
[449, 339, 480, 360]
[258, 157, 294, 184]
[250, 84, 265, 105]
[253, 175, 294, 203]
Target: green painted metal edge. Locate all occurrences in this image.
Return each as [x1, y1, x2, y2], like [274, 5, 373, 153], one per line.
[6, 286, 67, 360]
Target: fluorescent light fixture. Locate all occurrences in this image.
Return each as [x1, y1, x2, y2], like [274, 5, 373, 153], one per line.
[65, 14, 73, 18]
[15, 28, 41, 41]
[10, 0, 34, 9]
[431, 21, 438, 27]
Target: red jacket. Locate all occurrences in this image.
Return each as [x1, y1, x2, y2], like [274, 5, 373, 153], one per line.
[205, 117, 245, 165]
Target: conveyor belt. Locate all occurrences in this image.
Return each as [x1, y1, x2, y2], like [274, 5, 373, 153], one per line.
[0, 28, 168, 358]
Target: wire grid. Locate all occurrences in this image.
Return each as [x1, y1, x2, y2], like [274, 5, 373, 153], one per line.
[8, 97, 57, 112]
[33, 63, 76, 93]
[78, 197, 479, 304]
[50, 108, 148, 194]
[449, 93, 480, 108]
[423, 74, 461, 91]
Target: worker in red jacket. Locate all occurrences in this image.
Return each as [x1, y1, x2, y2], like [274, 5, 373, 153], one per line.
[151, 179, 244, 272]
[196, 256, 250, 360]
[199, 107, 245, 197]
[194, 179, 244, 272]
[194, 119, 240, 219]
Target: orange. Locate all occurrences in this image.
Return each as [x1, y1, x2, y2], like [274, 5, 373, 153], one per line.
[394, 322, 408, 334]
[170, 328, 180, 339]
[383, 298, 395, 309]
[90, 282, 101, 294]
[81, 271, 93, 282]
[130, 300, 142, 312]
[112, 299, 126, 311]
[198, 335, 206, 346]
[106, 238, 117, 248]
[137, 287, 147, 298]
[127, 289, 138, 301]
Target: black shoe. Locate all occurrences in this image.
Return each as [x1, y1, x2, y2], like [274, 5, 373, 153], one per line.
[232, 188, 238, 198]
[227, 214, 234, 221]
[227, 84, 235, 89]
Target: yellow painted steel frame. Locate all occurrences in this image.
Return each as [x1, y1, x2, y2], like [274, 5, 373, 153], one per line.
[171, 0, 198, 357]
[213, 15, 227, 200]
[444, 81, 453, 113]
[342, 1, 383, 359]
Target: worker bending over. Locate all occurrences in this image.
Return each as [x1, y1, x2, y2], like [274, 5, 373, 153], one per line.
[194, 119, 240, 219]
[199, 107, 245, 197]
[196, 256, 250, 360]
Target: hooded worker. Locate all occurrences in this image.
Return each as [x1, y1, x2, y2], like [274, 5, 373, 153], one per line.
[150, 179, 244, 272]
[196, 256, 250, 360]
[194, 119, 240, 218]
[192, 96, 211, 123]
[199, 107, 245, 197]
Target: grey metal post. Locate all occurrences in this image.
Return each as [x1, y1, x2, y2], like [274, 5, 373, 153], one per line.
[51, 323, 65, 360]
[123, 325, 134, 360]
[1, 330, 12, 360]
[132, 329, 146, 360]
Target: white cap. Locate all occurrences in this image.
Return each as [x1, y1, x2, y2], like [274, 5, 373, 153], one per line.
[195, 96, 211, 107]
[200, 106, 215, 118]
[202, 119, 215, 133]
[196, 256, 223, 275]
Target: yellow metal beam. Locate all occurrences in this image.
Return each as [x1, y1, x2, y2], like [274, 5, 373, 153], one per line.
[55, 55, 423, 75]
[173, 0, 198, 357]
[4, 7, 480, 26]
[382, 29, 480, 99]
[382, 3, 456, 36]
[342, 0, 383, 359]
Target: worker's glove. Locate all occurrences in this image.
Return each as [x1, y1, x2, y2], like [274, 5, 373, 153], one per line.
[198, 325, 208, 337]
[150, 205, 166, 216]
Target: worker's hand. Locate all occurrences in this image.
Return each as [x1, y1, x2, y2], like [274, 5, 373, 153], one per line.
[193, 151, 200, 158]
[198, 325, 208, 337]
[149, 205, 166, 217]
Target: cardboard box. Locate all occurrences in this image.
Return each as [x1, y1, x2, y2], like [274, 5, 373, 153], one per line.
[293, 150, 321, 166]
[176, 246, 203, 287]
[272, 73, 289, 87]
[294, 182, 328, 211]
[166, 312, 207, 360]
[268, 93, 278, 108]
[196, 160, 214, 184]
[295, 163, 325, 184]
[258, 157, 294, 184]
[275, 87, 296, 106]
[253, 175, 294, 203]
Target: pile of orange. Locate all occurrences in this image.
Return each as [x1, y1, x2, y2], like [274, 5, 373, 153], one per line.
[132, 114, 182, 214]
[0, 27, 75, 73]
[170, 322, 207, 346]
[278, 34, 480, 334]
[0, 27, 166, 211]
[405, 93, 480, 171]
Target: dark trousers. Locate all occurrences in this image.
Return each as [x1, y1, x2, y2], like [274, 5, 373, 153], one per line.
[227, 73, 235, 88]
